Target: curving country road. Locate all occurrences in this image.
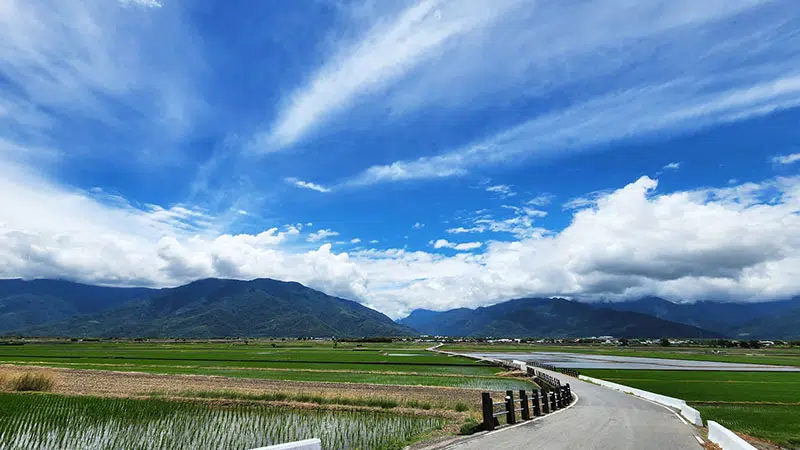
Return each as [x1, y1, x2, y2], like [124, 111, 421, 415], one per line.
[443, 366, 703, 450]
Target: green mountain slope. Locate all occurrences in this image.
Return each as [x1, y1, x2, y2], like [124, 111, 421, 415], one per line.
[21, 278, 414, 338]
[734, 306, 800, 339]
[0, 279, 157, 332]
[398, 297, 722, 338]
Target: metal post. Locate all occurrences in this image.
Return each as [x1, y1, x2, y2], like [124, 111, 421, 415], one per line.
[505, 390, 516, 425]
[519, 390, 531, 420]
[531, 390, 542, 416]
[481, 392, 495, 431]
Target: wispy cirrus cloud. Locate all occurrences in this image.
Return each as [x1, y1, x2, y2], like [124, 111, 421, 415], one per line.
[285, 177, 332, 193]
[262, 0, 522, 150]
[308, 0, 800, 187]
[0, 0, 203, 169]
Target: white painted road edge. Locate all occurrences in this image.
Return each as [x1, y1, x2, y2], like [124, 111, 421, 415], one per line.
[708, 421, 758, 450]
[578, 375, 703, 426]
[250, 438, 322, 450]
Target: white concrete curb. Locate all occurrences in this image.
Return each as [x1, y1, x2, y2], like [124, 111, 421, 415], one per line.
[250, 438, 322, 450]
[578, 375, 703, 426]
[708, 421, 757, 450]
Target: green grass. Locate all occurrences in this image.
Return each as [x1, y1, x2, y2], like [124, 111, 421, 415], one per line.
[0, 392, 447, 450]
[580, 370, 800, 403]
[581, 369, 800, 447]
[696, 404, 800, 449]
[0, 341, 532, 390]
[0, 342, 498, 375]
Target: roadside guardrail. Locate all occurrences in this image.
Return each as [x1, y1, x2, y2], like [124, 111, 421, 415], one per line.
[480, 385, 574, 431]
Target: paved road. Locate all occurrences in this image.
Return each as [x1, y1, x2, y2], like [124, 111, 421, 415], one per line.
[444, 367, 703, 450]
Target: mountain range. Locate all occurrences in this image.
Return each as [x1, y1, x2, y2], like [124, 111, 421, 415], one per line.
[1, 278, 412, 338]
[1, 278, 798, 339]
[400, 297, 800, 339]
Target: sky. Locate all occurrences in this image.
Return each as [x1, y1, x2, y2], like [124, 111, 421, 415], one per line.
[1, 0, 800, 318]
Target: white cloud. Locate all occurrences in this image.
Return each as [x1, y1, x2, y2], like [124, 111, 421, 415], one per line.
[663, 162, 682, 170]
[119, 0, 162, 8]
[336, 1, 800, 186]
[306, 229, 340, 243]
[446, 226, 485, 234]
[432, 239, 483, 251]
[773, 153, 800, 165]
[486, 184, 516, 198]
[263, 0, 521, 149]
[412, 222, 425, 229]
[350, 238, 361, 244]
[369, 240, 380, 244]
[285, 177, 332, 193]
[2, 153, 800, 319]
[0, 0, 202, 167]
[526, 194, 554, 207]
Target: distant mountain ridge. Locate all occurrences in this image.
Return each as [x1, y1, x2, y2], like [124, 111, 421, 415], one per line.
[600, 296, 800, 338]
[3, 278, 798, 339]
[0, 279, 158, 333]
[398, 297, 722, 338]
[2, 278, 413, 338]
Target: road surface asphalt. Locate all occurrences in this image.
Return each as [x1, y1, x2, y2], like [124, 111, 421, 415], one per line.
[444, 366, 703, 450]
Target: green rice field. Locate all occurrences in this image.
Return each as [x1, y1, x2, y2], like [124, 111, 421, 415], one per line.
[0, 393, 447, 450]
[0, 341, 526, 390]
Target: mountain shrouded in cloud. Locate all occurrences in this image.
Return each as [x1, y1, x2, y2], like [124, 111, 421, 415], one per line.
[1, 0, 799, 319]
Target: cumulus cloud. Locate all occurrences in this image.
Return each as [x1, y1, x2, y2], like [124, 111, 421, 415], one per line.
[2, 157, 799, 318]
[772, 153, 800, 165]
[285, 177, 332, 193]
[431, 239, 483, 251]
[663, 162, 682, 170]
[412, 222, 425, 229]
[350, 238, 361, 244]
[306, 229, 340, 242]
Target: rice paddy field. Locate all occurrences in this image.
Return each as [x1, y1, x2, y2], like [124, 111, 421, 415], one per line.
[0, 340, 537, 449]
[0, 393, 447, 450]
[0, 341, 518, 390]
[580, 369, 800, 448]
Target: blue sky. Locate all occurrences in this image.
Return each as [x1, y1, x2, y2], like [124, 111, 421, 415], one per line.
[1, 0, 799, 317]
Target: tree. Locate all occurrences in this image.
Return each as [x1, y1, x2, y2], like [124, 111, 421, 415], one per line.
[660, 338, 671, 347]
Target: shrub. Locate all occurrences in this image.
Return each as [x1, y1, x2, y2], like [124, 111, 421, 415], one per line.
[459, 418, 482, 435]
[8, 371, 56, 392]
[454, 402, 469, 412]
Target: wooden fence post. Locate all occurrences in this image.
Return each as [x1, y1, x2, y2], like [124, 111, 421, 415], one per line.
[555, 387, 563, 409]
[541, 389, 550, 414]
[531, 390, 542, 416]
[505, 390, 516, 425]
[550, 389, 558, 411]
[519, 390, 531, 420]
[481, 392, 495, 431]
